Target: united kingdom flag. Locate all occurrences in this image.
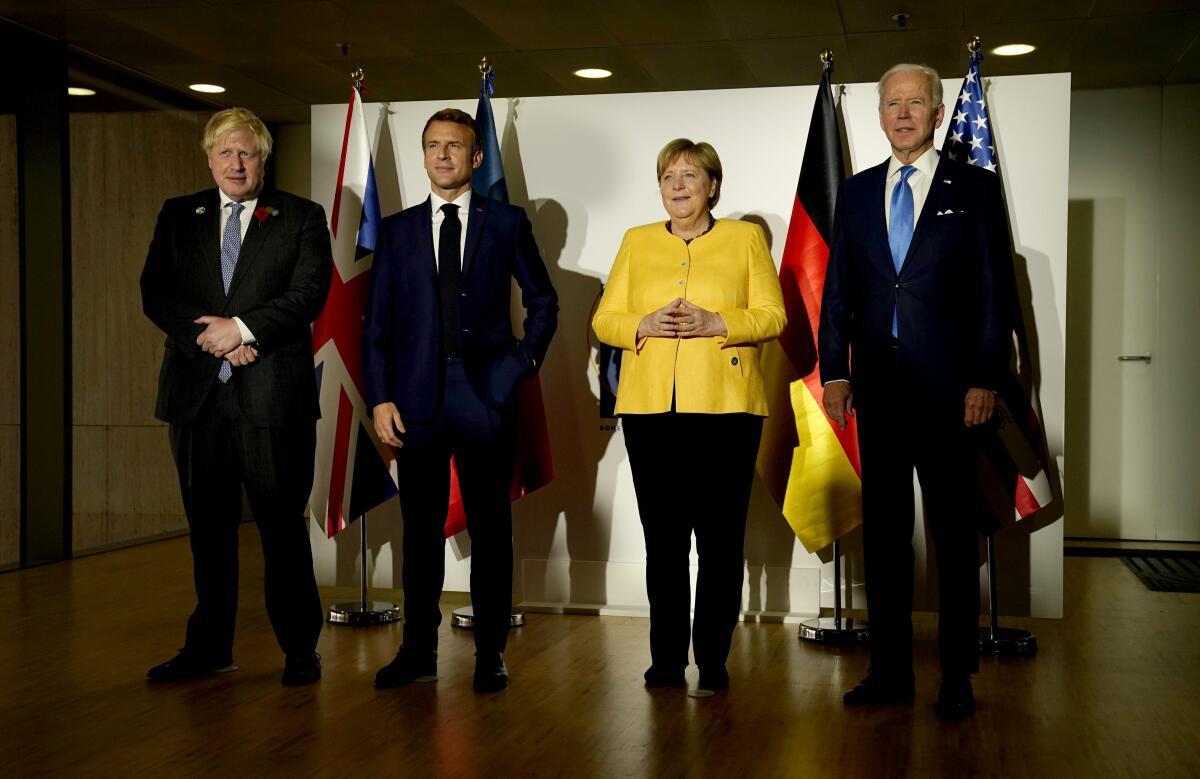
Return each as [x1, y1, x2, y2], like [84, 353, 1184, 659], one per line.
[309, 84, 397, 537]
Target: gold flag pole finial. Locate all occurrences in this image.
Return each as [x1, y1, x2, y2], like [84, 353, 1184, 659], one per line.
[819, 48, 834, 66]
[967, 36, 982, 55]
[350, 67, 365, 90]
[479, 56, 493, 77]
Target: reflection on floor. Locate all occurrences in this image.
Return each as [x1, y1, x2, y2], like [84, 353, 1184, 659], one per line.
[1, 524, 1197, 777]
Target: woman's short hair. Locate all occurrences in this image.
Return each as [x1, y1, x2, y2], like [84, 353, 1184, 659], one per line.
[656, 138, 723, 209]
[422, 108, 482, 154]
[201, 107, 273, 160]
[876, 63, 943, 109]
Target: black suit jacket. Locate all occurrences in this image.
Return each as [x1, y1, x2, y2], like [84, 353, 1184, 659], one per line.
[818, 154, 1014, 410]
[363, 193, 558, 423]
[140, 187, 333, 427]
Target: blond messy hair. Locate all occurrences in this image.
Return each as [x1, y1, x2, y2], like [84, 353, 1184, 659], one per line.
[656, 138, 723, 209]
[202, 107, 273, 160]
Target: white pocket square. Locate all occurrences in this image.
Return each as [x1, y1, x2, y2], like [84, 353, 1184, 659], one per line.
[937, 208, 956, 216]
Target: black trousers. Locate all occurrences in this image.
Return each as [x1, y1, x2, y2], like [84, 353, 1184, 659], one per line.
[168, 382, 323, 664]
[856, 353, 983, 680]
[622, 412, 762, 673]
[394, 359, 517, 657]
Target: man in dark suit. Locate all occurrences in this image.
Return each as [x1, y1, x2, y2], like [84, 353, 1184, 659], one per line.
[364, 108, 557, 693]
[818, 64, 1014, 718]
[140, 108, 332, 686]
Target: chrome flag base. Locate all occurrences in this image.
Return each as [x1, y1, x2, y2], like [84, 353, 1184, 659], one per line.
[329, 601, 402, 626]
[979, 626, 1038, 656]
[798, 617, 870, 643]
[451, 606, 526, 629]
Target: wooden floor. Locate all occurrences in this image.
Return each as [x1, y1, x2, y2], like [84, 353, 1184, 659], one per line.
[2, 528, 1198, 778]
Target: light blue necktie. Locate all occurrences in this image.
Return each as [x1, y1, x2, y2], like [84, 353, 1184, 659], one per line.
[217, 201, 244, 383]
[888, 165, 916, 337]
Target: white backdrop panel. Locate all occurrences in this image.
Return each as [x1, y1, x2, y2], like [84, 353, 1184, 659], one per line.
[310, 73, 1068, 619]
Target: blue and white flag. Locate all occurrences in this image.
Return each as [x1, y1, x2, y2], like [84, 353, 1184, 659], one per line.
[942, 51, 997, 172]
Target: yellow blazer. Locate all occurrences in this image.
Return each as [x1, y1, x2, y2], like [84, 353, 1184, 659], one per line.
[593, 218, 786, 415]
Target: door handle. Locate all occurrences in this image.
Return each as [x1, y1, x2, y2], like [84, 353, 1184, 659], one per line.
[1118, 354, 1152, 364]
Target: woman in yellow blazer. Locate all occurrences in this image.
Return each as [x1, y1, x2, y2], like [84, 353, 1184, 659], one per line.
[593, 139, 785, 698]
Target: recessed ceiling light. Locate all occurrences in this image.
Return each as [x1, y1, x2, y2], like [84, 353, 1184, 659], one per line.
[67, 87, 96, 96]
[574, 68, 612, 79]
[992, 44, 1036, 57]
[189, 83, 226, 94]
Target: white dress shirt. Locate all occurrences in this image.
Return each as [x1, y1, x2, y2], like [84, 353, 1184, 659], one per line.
[883, 145, 939, 231]
[430, 189, 472, 269]
[217, 189, 258, 344]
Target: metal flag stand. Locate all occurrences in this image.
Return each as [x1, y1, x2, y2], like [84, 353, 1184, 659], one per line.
[329, 511, 402, 625]
[799, 538, 869, 642]
[979, 534, 1037, 655]
[451, 55, 526, 633]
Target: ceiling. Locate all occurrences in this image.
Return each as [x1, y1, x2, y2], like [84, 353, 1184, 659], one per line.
[3, 0, 1199, 122]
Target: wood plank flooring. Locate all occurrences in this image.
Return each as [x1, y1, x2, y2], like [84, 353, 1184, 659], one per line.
[1, 526, 1197, 778]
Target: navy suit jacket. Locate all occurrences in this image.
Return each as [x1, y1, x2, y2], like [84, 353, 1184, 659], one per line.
[818, 154, 1014, 410]
[363, 193, 558, 423]
[140, 188, 333, 427]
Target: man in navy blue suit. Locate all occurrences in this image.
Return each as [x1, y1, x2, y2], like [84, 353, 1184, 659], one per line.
[363, 108, 557, 693]
[818, 64, 1014, 718]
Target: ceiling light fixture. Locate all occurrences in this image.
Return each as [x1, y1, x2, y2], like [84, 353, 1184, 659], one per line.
[574, 68, 612, 79]
[992, 43, 1036, 56]
[189, 83, 226, 94]
[67, 87, 96, 96]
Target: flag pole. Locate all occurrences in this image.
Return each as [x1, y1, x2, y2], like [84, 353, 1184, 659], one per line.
[979, 534, 1036, 654]
[328, 511, 402, 625]
[324, 66, 401, 627]
[793, 49, 869, 645]
[451, 55, 528, 632]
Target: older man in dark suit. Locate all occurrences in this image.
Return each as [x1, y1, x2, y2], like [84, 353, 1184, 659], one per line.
[364, 108, 557, 693]
[819, 64, 1015, 718]
[140, 107, 332, 686]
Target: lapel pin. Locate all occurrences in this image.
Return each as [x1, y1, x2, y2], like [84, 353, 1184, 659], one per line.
[943, 179, 952, 185]
[195, 206, 206, 215]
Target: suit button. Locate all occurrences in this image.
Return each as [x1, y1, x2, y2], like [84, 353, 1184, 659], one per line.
[463, 328, 471, 334]
[677, 280, 684, 285]
[460, 292, 467, 297]
[680, 261, 687, 266]
[895, 282, 903, 288]
[731, 356, 739, 366]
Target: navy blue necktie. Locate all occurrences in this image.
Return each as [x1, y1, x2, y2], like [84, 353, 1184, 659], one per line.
[888, 165, 916, 337]
[438, 203, 462, 359]
[218, 201, 244, 383]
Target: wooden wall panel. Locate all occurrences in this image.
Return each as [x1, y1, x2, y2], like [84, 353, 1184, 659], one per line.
[71, 426, 107, 554]
[70, 111, 211, 554]
[1, 115, 19, 567]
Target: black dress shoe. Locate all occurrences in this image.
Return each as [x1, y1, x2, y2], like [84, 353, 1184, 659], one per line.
[374, 647, 438, 689]
[935, 677, 976, 719]
[643, 666, 687, 688]
[688, 666, 730, 699]
[282, 652, 322, 687]
[147, 651, 234, 683]
[842, 673, 916, 706]
[473, 652, 509, 693]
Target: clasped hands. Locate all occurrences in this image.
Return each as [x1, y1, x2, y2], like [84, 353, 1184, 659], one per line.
[637, 297, 727, 340]
[195, 315, 257, 366]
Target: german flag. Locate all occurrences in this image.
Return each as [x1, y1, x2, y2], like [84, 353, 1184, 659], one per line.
[756, 56, 862, 554]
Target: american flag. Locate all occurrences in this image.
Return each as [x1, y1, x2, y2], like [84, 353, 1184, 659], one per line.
[309, 84, 398, 537]
[943, 53, 998, 172]
[941, 51, 1057, 527]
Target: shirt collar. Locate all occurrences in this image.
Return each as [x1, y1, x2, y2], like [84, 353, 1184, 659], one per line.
[217, 189, 259, 212]
[887, 146, 939, 181]
[431, 188, 473, 215]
